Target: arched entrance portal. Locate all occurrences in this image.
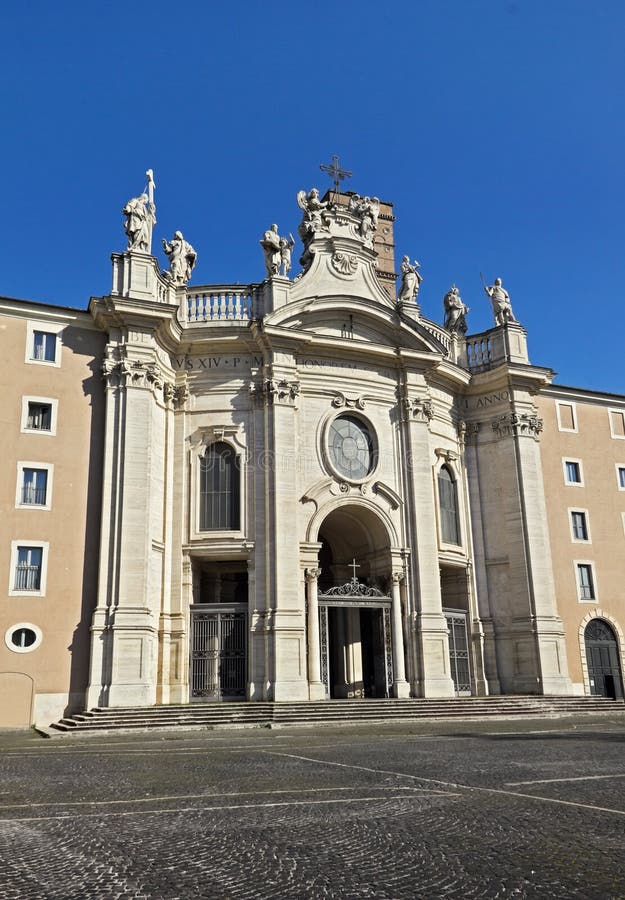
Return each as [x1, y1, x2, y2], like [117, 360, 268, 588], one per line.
[585, 619, 624, 699]
[313, 504, 406, 699]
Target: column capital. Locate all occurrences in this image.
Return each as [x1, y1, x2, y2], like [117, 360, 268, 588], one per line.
[305, 567, 322, 583]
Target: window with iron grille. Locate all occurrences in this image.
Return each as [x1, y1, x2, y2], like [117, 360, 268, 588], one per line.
[26, 402, 52, 431]
[199, 443, 240, 530]
[14, 547, 43, 591]
[21, 469, 48, 505]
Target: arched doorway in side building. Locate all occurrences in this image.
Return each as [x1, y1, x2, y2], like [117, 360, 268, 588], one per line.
[316, 505, 397, 699]
[584, 619, 624, 700]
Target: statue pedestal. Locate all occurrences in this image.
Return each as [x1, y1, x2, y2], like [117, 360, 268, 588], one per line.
[111, 252, 176, 305]
[397, 300, 421, 325]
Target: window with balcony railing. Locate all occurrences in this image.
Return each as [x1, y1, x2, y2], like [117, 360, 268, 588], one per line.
[14, 547, 43, 591]
[26, 402, 52, 431]
[21, 469, 48, 505]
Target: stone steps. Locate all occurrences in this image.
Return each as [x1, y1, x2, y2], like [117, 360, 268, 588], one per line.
[49, 696, 623, 734]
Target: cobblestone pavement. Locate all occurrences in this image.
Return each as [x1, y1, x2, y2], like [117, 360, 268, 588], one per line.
[1, 715, 625, 899]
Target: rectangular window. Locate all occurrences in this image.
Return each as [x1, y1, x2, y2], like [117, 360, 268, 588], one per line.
[610, 410, 625, 440]
[14, 546, 42, 591]
[29, 402, 51, 430]
[32, 331, 57, 362]
[8, 541, 49, 596]
[21, 468, 48, 505]
[21, 397, 58, 436]
[25, 320, 64, 367]
[571, 511, 589, 541]
[618, 466, 625, 490]
[15, 462, 54, 510]
[556, 401, 577, 432]
[565, 460, 582, 484]
[577, 563, 595, 601]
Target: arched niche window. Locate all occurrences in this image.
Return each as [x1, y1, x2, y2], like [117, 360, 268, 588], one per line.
[199, 442, 240, 531]
[438, 465, 460, 545]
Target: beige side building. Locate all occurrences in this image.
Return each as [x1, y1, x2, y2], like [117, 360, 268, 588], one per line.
[0, 298, 105, 726]
[537, 387, 625, 697]
[0, 184, 623, 728]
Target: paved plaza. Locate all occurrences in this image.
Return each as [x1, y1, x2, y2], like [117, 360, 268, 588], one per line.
[1, 715, 625, 898]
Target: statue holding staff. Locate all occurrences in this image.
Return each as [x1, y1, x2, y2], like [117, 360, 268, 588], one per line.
[482, 274, 516, 326]
[123, 169, 156, 253]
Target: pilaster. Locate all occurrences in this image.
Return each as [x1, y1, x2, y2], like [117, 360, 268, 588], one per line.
[400, 387, 455, 698]
[487, 409, 573, 694]
[257, 362, 309, 700]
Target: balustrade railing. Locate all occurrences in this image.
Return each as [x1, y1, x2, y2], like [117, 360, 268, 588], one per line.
[466, 332, 494, 371]
[14, 565, 41, 591]
[21, 486, 47, 505]
[420, 318, 452, 354]
[182, 285, 262, 325]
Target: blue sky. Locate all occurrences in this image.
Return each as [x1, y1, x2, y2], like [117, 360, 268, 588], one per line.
[2, 0, 624, 392]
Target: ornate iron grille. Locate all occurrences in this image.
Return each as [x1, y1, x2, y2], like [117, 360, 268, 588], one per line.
[319, 605, 330, 698]
[190, 610, 246, 700]
[383, 607, 393, 696]
[445, 611, 471, 695]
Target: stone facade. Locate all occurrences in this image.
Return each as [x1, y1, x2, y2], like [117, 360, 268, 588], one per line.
[1, 186, 624, 726]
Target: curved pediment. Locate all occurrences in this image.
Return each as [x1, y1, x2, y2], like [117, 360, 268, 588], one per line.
[264, 295, 450, 356]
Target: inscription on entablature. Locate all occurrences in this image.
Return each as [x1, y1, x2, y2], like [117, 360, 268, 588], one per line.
[173, 355, 264, 371]
[461, 390, 510, 410]
[296, 357, 394, 379]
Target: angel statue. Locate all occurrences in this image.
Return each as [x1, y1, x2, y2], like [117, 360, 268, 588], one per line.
[397, 256, 423, 302]
[443, 284, 469, 333]
[349, 194, 380, 244]
[162, 231, 197, 285]
[296, 187, 332, 242]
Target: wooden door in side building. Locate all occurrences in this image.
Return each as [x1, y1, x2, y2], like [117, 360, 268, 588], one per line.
[585, 619, 624, 700]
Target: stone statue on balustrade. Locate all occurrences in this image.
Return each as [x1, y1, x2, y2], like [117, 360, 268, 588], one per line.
[443, 284, 469, 333]
[397, 256, 423, 302]
[162, 231, 197, 285]
[123, 170, 156, 253]
[279, 233, 295, 276]
[260, 224, 282, 277]
[482, 275, 516, 326]
[348, 195, 380, 245]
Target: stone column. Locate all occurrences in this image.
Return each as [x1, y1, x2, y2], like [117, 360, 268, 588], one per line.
[391, 572, 410, 697]
[305, 567, 325, 700]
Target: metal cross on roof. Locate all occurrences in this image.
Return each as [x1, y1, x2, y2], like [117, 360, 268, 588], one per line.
[348, 558, 361, 581]
[320, 154, 353, 202]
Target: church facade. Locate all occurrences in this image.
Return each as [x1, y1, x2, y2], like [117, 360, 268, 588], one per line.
[1, 182, 624, 727]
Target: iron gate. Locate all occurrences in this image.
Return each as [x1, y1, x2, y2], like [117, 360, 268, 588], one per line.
[190, 608, 247, 701]
[444, 610, 471, 695]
